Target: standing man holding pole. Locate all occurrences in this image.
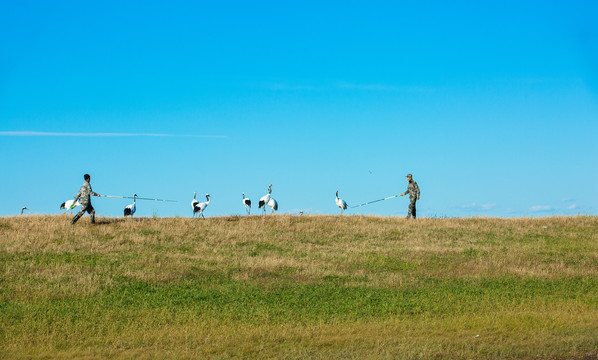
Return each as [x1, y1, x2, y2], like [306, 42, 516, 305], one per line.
[71, 174, 101, 224]
[400, 174, 420, 219]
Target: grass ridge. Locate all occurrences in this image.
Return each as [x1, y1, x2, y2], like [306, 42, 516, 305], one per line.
[1, 215, 597, 359]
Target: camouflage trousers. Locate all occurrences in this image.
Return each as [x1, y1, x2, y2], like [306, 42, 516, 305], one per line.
[407, 199, 417, 219]
[72, 204, 95, 224]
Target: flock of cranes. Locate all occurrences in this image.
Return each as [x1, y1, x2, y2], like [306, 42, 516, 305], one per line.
[47, 184, 349, 218]
[190, 184, 280, 218]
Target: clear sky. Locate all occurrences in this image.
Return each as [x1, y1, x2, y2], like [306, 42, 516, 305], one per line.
[1, 1, 597, 218]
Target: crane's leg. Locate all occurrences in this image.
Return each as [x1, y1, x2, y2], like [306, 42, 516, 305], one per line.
[201, 213, 205, 219]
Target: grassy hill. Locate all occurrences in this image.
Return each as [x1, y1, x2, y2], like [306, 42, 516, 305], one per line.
[1, 215, 597, 359]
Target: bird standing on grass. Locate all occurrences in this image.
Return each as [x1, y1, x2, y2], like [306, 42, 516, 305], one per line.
[258, 184, 272, 215]
[242, 193, 251, 215]
[267, 195, 278, 214]
[192, 192, 200, 217]
[124, 194, 137, 217]
[21, 206, 28, 215]
[194, 194, 211, 218]
[336, 191, 348, 214]
[259, 184, 277, 214]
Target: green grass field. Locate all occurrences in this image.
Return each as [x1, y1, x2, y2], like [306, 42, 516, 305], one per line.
[1, 215, 597, 359]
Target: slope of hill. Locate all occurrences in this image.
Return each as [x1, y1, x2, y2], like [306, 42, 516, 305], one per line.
[1, 215, 597, 359]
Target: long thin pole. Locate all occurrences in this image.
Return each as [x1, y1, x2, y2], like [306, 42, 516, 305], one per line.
[350, 194, 400, 209]
[101, 195, 177, 202]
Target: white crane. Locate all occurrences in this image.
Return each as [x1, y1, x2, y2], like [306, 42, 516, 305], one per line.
[242, 193, 251, 215]
[21, 206, 29, 215]
[336, 190, 348, 214]
[194, 194, 211, 218]
[191, 191, 200, 217]
[60, 200, 81, 214]
[267, 196, 278, 214]
[124, 194, 137, 217]
[258, 184, 273, 215]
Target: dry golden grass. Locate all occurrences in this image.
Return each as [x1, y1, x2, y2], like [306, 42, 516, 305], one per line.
[1, 215, 597, 359]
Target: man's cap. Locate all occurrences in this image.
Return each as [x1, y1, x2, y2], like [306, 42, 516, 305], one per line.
[406, 174, 412, 177]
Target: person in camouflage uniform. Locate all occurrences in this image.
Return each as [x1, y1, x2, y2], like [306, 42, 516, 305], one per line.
[71, 174, 101, 224]
[400, 174, 420, 219]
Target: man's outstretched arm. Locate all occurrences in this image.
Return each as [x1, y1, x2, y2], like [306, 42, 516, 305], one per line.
[89, 184, 100, 197]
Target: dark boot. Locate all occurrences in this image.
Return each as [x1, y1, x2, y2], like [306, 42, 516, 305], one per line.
[71, 214, 81, 224]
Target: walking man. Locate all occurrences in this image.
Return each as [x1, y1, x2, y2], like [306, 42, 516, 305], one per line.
[400, 174, 420, 219]
[71, 174, 101, 224]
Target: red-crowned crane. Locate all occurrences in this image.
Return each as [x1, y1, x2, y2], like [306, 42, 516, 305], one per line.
[194, 194, 211, 218]
[21, 206, 28, 215]
[336, 190, 348, 214]
[124, 194, 137, 217]
[192, 192, 200, 217]
[267, 196, 278, 214]
[258, 184, 274, 215]
[242, 193, 251, 215]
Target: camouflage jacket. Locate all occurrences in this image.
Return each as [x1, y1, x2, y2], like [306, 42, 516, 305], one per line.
[403, 180, 420, 201]
[74, 181, 97, 207]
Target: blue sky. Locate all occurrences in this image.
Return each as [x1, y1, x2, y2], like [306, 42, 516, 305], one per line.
[1, 1, 597, 217]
